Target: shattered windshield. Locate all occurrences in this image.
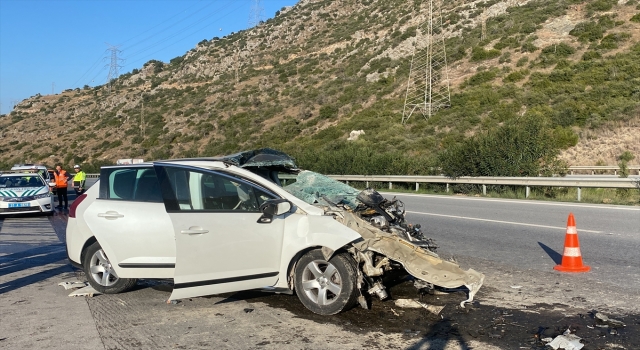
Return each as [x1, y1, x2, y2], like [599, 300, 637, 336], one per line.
[283, 171, 361, 209]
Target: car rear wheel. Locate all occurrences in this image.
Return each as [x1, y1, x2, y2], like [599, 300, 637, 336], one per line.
[294, 249, 358, 315]
[83, 242, 137, 294]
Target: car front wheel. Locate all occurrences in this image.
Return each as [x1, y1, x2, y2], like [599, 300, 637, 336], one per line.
[83, 242, 137, 294]
[294, 249, 358, 315]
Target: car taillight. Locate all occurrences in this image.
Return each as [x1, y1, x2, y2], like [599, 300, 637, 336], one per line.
[69, 194, 87, 218]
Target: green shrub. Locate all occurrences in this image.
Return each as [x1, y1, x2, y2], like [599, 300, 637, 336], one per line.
[587, 0, 617, 12]
[438, 114, 566, 178]
[520, 42, 538, 52]
[582, 50, 602, 60]
[570, 21, 604, 42]
[504, 70, 529, 82]
[516, 57, 529, 67]
[470, 46, 501, 61]
[631, 13, 640, 23]
[464, 70, 498, 86]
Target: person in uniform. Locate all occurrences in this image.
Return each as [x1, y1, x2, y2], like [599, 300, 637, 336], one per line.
[73, 165, 87, 196]
[54, 165, 70, 209]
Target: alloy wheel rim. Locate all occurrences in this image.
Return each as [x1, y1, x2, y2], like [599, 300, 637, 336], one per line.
[301, 260, 342, 306]
[89, 249, 119, 287]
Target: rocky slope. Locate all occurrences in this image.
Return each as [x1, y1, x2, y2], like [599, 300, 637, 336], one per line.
[2, 0, 639, 170]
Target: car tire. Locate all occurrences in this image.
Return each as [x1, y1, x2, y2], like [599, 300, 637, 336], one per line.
[294, 249, 359, 315]
[83, 242, 137, 294]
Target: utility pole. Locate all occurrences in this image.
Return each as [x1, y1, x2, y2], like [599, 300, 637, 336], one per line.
[481, 11, 487, 41]
[248, 0, 264, 27]
[52, 82, 55, 95]
[402, 0, 451, 123]
[105, 44, 124, 94]
[140, 94, 145, 138]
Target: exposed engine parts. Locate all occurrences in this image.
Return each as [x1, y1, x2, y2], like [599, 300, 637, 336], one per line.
[356, 188, 438, 252]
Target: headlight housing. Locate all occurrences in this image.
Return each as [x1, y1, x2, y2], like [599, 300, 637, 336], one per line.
[34, 193, 50, 200]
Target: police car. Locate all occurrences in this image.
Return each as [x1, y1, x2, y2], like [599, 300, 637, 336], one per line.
[0, 171, 54, 215]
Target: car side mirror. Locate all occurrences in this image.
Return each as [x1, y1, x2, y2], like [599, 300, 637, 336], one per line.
[258, 199, 292, 224]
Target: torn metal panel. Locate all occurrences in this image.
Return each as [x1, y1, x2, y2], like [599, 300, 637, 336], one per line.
[220, 148, 297, 170]
[282, 170, 484, 307]
[337, 211, 484, 306]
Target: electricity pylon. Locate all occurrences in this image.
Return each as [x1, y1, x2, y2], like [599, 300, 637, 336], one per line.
[402, 0, 451, 123]
[105, 44, 124, 93]
[248, 0, 264, 27]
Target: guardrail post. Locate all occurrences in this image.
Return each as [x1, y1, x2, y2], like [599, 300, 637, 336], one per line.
[366, 181, 369, 188]
[282, 179, 287, 186]
[482, 185, 486, 195]
[346, 180, 349, 186]
[577, 187, 581, 202]
[415, 182, 419, 191]
[614, 170, 617, 176]
[446, 183, 449, 193]
[526, 186, 530, 198]
[389, 182, 392, 189]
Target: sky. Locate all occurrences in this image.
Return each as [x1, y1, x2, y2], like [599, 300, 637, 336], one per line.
[0, 0, 296, 115]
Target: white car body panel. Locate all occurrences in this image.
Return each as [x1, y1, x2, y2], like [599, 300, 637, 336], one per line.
[66, 185, 100, 264]
[273, 213, 362, 288]
[168, 211, 285, 300]
[82, 198, 175, 279]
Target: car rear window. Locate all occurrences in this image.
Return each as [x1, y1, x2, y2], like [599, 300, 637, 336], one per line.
[99, 167, 163, 202]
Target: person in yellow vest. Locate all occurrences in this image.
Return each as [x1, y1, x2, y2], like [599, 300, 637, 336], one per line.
[73, 165, 87, 195]
[54, 165, 71, 209]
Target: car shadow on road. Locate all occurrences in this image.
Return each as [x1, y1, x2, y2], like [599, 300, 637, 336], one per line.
[538, 242, 562, 265]
[407, 316, 472, 350]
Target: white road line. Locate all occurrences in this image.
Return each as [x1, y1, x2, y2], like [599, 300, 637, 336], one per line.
[384, 192, 640, 211]
[405, 211, 603, 233]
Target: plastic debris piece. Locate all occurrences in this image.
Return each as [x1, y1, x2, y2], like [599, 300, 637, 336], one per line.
[594, 311, 626, 328]
[243, 308, 254, 313]
[68, 285, 101, 297]
[58, 281, 88, 290]
[541, 337, 553, 342]
[394, 299, 423, 308]
[510, 285, 522, 289]
[166, 299, 181, 305]
[547, 329, 584, 350]
[393, 299, 444, 315]
[390, 308, 400, 317]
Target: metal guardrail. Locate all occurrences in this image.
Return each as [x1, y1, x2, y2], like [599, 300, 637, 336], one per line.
[86, 173, 639, 202]
[568, 165, 640, 175]
[282, 174, 638, 201]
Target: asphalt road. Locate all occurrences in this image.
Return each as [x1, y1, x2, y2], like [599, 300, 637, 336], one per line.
[385, 192, 640, 291]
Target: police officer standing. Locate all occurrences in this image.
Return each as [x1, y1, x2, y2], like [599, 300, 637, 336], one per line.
[73, 165, 87, 195]
[54, 165, 70, 209]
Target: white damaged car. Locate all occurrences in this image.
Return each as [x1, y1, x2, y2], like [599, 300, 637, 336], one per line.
[0, 172, 54, 215]
[66, 149, 483, 315]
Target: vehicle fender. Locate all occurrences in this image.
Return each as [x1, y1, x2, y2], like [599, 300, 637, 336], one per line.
[273, 213, 360, 289]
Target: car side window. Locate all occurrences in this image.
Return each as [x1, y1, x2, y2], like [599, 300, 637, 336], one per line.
[99, 167, 163, 202]
[157, 166, 276, 212]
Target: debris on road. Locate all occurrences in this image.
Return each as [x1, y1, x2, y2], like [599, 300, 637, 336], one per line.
[510, 285, 522, 289]
[393, 298, 444, 315]
[546, 328, 584, 350]
[57, 281, 87, 290]
[68, 285, 101, 297]
[593, 311, 626, 328]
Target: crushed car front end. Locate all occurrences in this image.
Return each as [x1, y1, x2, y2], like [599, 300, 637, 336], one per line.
[228, 149, 485, 308]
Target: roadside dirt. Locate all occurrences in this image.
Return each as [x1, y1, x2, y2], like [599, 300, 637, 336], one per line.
[227, 278, 639, 350]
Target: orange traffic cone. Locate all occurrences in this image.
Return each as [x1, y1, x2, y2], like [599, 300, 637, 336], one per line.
[554, 213, 590, 273]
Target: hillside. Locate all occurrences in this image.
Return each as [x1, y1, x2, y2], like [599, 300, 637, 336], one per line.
[2, 0, 639, 174]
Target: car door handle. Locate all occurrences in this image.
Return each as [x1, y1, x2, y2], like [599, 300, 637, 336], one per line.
[98, 211, 124, 219]
[180, 227, 209, 235]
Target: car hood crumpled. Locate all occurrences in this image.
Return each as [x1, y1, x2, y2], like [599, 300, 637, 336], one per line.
[283, 170, 484, 306]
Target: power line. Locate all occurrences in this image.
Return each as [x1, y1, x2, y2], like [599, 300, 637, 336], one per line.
[121, 1, 247, 69]
[122, 0, 242, 63]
